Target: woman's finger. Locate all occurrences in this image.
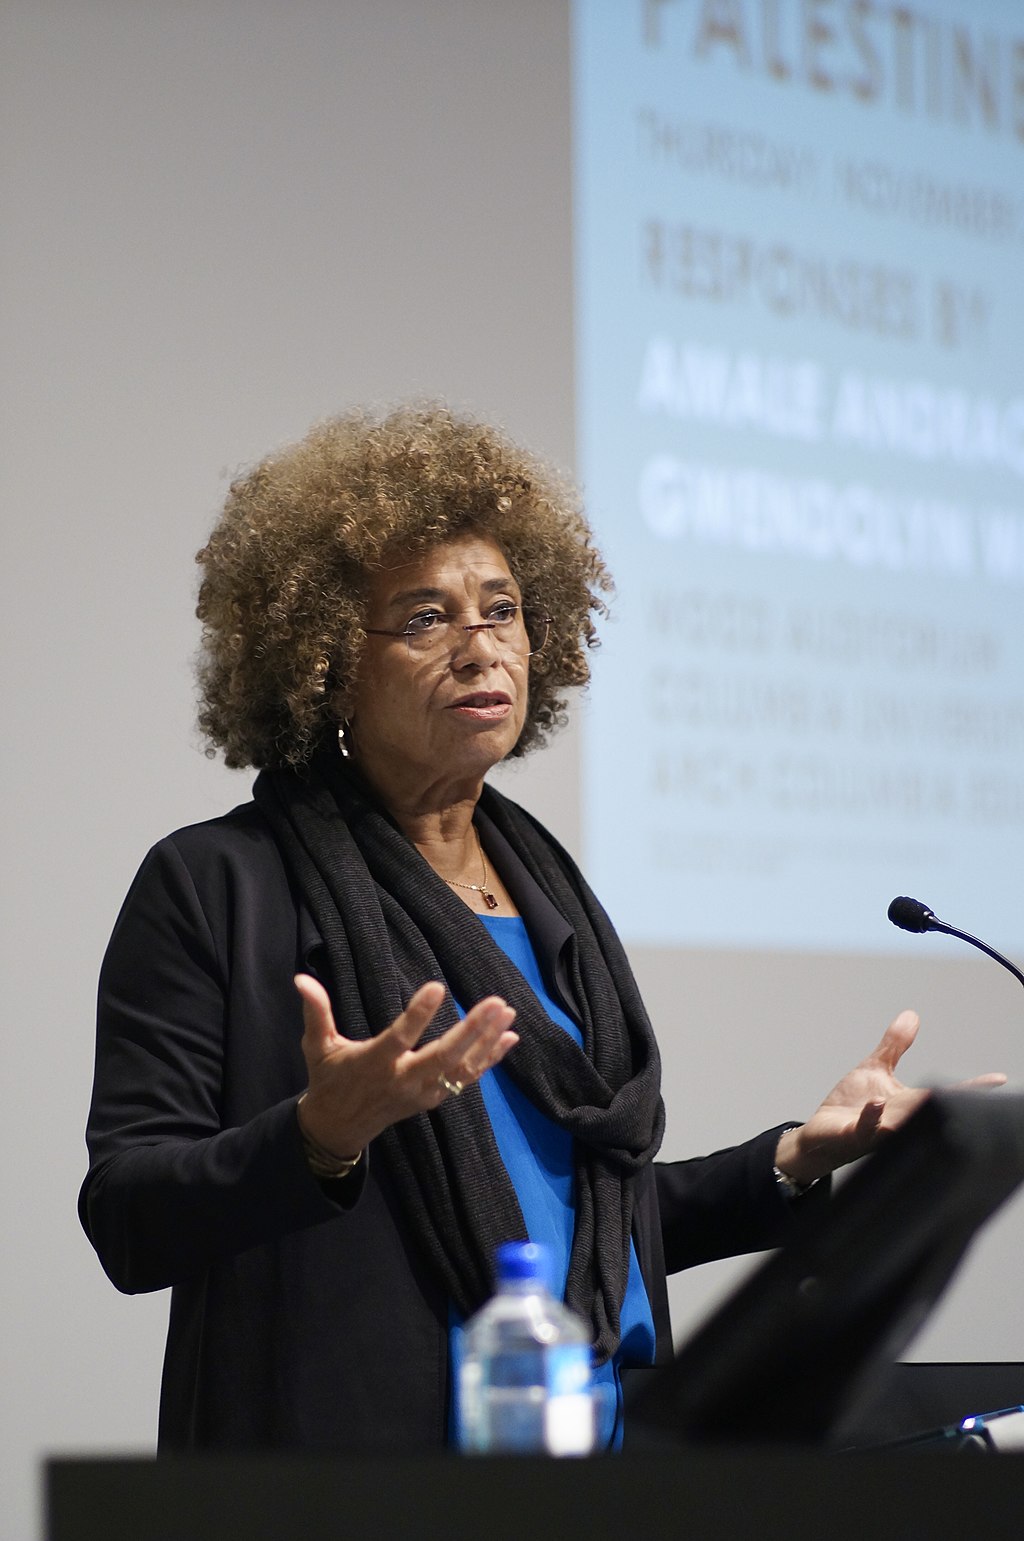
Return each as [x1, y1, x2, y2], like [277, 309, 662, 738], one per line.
[427, 1001, 518, 1101]
[868, 1009, 920, 1071]
[853, 1099, 885, 1140]
[294, 973, 343, 1059]
[457, 1027, 521, 1082]
[428, 998, 517, 1068]
[381, 981, 447, 1052]
[432, 1026, 521, 1104]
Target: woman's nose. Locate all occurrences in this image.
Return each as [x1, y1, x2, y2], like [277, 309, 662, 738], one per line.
[451, 620, 500, 664]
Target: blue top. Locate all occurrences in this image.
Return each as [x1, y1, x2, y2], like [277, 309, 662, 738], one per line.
[448, 914, 656, 1449]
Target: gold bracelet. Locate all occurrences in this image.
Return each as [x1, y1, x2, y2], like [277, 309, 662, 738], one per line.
[297, 1096, 362, 1179]
[305, 1146, 362, 1180]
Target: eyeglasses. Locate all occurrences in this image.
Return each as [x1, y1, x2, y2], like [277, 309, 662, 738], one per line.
[365, 602, 552, 657]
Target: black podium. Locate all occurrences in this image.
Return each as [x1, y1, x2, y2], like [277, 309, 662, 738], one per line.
[45, 1446, 1024, 1541]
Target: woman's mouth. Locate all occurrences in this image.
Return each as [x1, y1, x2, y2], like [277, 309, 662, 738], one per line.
[448, 692, 512, 720]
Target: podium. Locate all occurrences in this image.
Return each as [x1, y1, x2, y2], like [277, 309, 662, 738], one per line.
[45, 1446, 1024, 1541]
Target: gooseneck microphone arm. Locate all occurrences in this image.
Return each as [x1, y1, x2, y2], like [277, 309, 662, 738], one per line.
[887, 896, 1024, 991]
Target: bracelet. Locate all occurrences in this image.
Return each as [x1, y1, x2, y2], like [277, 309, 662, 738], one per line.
[773, 1122, 819, 1199]
[773, 1164, 818, 1199]
[297, 1096, 363, 1180]
[305, 1147, 362, 1180]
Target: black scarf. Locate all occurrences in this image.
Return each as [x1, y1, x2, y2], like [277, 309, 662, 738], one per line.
[253, 753, 664, 1362]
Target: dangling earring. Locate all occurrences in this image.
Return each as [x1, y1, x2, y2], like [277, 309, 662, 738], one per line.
[338, 720, 354, 759]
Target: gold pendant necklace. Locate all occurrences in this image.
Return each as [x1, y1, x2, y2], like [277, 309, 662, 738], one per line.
[443, 828, 499, 910]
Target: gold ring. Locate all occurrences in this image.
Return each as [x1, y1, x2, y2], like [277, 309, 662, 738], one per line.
[438, 1073, 464, 1097]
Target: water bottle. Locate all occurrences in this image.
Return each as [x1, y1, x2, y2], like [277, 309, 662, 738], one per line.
[458, 1241, 595, 1455]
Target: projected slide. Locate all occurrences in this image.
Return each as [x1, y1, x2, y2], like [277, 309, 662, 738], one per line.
[573, 0, 1024, 951]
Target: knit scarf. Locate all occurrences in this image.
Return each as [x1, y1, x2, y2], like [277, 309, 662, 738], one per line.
[253, 753, 664, 1362]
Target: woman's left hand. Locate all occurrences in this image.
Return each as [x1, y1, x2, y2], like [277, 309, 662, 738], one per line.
[774, 1010, 1007, 1186]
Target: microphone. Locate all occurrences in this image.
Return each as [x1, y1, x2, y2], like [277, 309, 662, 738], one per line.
[888, 896, 1024, 990]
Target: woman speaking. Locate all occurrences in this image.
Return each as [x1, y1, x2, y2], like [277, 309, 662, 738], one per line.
[79, 404, 1000, 1452]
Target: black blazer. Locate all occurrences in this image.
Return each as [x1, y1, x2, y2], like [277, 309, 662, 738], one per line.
[80, 799, 812, 1452]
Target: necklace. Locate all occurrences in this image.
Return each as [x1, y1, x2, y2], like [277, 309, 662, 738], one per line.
[442, 827, 499, 910]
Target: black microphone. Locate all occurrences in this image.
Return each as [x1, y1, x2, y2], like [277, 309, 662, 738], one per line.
[888, 896, 1024, 990]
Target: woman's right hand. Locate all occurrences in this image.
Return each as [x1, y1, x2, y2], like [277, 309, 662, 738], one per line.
[292, 973, 519, 1162]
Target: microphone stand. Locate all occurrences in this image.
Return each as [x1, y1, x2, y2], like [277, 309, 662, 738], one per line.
[889, 899, 1024, 990]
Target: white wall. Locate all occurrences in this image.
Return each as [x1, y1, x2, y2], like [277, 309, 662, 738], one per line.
[3, 4, 1020, 1538]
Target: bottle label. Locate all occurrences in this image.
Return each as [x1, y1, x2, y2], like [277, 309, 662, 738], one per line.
[544, 1343, 594, 1456]
[459, 1359, 484, 1451]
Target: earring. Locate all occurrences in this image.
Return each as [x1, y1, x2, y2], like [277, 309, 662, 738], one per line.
[338, 721, 353, 759]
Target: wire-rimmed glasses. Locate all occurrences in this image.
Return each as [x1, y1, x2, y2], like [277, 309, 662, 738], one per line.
[364, 603, 551, 658]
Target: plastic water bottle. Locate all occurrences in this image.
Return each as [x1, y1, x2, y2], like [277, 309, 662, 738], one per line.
[458, 1241, 595, 1455]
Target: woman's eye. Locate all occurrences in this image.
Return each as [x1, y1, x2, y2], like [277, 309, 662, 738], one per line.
[489, 602, 518, 624]
[405, 610, 447, 634]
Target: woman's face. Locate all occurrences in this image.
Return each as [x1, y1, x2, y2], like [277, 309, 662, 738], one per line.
[347, 533, 532, 805]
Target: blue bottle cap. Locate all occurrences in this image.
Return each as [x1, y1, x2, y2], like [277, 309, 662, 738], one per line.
[495, 1241, 553, 1289]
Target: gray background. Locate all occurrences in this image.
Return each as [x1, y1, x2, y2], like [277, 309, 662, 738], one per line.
[3, 3, 1021, 1537]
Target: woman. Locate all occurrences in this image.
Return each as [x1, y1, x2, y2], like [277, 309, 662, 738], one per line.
[79, 404, 999, 1452]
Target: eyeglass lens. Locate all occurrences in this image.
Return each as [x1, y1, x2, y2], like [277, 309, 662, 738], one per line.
[406, 610, 549, 656]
